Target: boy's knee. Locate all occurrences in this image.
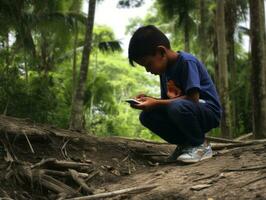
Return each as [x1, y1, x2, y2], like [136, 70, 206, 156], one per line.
[166, 99, 192, 117]
[139, 111, 149, 126]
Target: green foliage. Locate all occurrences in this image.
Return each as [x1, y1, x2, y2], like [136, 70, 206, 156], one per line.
[0, 67, 58, 122]
[83, 53, 160, 138]
[0, 0, 255, 140]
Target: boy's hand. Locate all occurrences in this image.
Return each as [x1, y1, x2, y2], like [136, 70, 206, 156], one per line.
[135, 93, 147, 100]
[131, 96, 158, 110]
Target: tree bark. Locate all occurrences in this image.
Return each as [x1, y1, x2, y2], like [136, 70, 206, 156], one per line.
[72, 19, 78, 96]
[199, 0, 207, 64]
[225, 0, 237, 136]
[216, 0, 232, 138]
[69, 0, 96, 131]
[249, 0, 266, 138]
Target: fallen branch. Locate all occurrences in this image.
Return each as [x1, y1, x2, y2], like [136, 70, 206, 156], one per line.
[31, 158, 56, 169]
[69, 169, 93, 194]
[66, 184, 159, 200]
[234, 133, 253, 141]
[211, 139, 266, 150]
[190, 184, 212, 191]
[112, 136, 168, 145]
[39, 173, 77, 194]
[242, 175, 266, 187]
[43, 169, 89, 178]
[206, 136, 244, 144]
[17, 165, 77, 195]
[141, 153, 168, 157]
[54, 160, 92, 169]
[31, 158, 92, 169]
[223, 165, 266, 172]
[192, 173, 218, 182]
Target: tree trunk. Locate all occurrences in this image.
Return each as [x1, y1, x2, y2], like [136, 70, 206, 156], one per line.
[216, 0, 232, 138]
[213, 35, 219, 90]
[225, 0, 237, 137]
[72, 19, 78, 96]
[41, 34, 48, 75]
[5, 33, 10, 68]
[69, 0, 96, 131]
[249, 0, 266, 138]
[199, 0, 207, 64]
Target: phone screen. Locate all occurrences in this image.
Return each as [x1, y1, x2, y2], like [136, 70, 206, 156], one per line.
[125, 99, 141, 105]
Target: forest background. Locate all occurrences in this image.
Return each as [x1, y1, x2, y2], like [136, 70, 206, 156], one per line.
[0, 0, 265, 141]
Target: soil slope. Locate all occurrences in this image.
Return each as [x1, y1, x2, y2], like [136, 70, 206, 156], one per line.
[0, 115, 265, 200]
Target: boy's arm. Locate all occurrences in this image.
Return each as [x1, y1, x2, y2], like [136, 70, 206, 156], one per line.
[156, 88, 199, 105]
[132, 89, 199, 110]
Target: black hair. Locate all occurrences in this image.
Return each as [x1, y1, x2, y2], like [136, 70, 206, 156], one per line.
[128, 25, 171, 66]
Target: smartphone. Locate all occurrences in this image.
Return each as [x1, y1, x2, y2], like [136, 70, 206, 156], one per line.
[125, 99, 141, 105]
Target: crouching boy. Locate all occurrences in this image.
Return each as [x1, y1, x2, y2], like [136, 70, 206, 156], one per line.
[128, 25, 222, 163]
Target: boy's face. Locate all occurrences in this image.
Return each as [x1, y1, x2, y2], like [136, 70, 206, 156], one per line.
[136, 49, 168, 75]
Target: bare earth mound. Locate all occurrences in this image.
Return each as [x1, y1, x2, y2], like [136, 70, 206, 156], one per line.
[0, 115, 265, 200]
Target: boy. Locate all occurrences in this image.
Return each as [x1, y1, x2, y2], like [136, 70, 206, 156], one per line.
[128, 25, 221, 163]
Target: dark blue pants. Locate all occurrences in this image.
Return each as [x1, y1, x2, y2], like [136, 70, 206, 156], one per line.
[139, 99, 220, 146]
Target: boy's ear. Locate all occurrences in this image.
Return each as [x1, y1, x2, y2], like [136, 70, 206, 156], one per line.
[156, 46, 167, 57]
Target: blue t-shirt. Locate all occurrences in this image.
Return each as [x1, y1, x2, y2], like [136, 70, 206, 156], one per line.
[160, 51, 222, 116]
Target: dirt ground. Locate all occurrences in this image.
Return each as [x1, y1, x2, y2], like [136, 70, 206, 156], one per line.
[0, 115, 265, 200]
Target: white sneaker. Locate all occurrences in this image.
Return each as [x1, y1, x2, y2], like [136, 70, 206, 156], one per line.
[177, 144, 213, 163]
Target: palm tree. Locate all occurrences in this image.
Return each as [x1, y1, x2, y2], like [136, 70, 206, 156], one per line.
[249, 0, 266, 138]
[69, 0, 97, 131]
[0, 0, 86, 74]
[156, 0, 197, 52]
[216, 0, 232, 138]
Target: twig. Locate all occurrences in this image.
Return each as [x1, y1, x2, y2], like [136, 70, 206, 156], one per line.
[43, 169, 89, 178]
[223, 165, 266, 172]
[65, 184, 159, 200]
[141, 153, 168, 157]
[215, 146, 244, 155]
[193, 173, 218, 182]
[69, 169, 93, 194]
[211, 139, 266, 150]
[234, 133, 253, 141]
[54, 160, 92, 169]
[31, 158, 92, 169]
[23, 131, 35, 153]
[31, 158, 56, 169]
[206, 136, 244, 144]
[61, 138, 70, 159]
[85, 170, 100, 182]
[190, 184, 212, 191]
[111, 136, 168, 145]
[242, 175, 266, 187]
